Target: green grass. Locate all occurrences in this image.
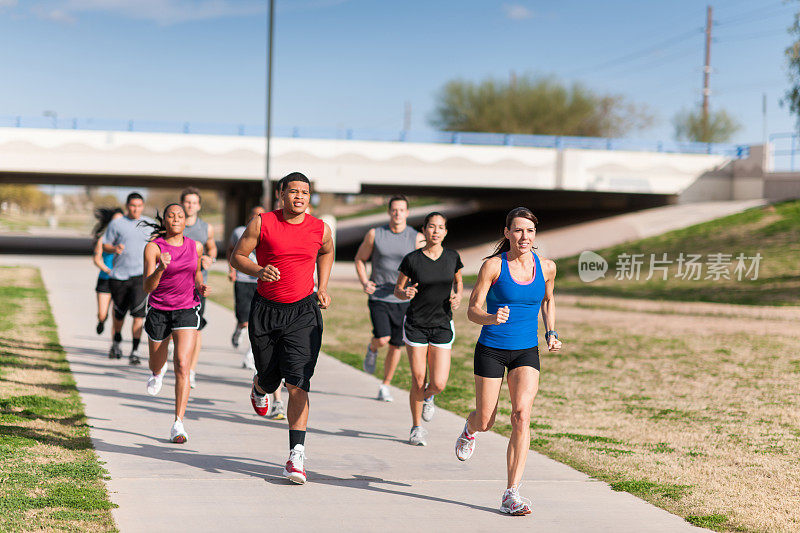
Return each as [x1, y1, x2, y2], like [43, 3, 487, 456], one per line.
[0, 267, 116, 532]
[554, 201, 800, 305]
[610, 479, 692, 501]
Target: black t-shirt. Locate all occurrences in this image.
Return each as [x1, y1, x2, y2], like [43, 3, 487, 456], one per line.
[398, 248, 463, 327]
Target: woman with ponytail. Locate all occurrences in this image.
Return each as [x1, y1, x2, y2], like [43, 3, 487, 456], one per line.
[91, 207, 123, 335]
[141, 203, 210, 443]
[453, 207, 562, 516]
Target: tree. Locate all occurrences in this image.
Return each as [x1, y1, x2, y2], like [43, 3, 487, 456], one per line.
[672, 108, 741, 143]
[428, 74, 653, 137]
[785, 5, 800, 129]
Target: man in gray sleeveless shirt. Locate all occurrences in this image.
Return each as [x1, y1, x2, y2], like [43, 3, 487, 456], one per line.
[355, 195, 425, 402]
[181, 187, 217, 388]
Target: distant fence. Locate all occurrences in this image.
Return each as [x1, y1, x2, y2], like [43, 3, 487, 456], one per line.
[769, 132, 800, 171]
[0, 114, 749, 158]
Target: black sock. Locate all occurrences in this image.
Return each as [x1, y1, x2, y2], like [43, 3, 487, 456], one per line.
[113, 332, 122, 343]
[289, 429, 306, 449]
[131, 337, 140, 351]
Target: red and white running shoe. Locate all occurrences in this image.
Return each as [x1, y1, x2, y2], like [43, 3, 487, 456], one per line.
[500, 486, 532, 515]
[250, 386, 269, 417]
[282, 444, 306, 484]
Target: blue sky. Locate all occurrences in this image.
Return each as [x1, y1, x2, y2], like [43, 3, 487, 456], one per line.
[0, 0, 796, 144]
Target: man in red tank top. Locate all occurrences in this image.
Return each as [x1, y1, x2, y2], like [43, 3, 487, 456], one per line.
[231, 172, 334, 485]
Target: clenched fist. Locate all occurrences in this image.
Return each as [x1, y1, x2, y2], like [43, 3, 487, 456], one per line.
[404, 282, 418, 300]
[258, 264, 280, 282]
[159, 251, 172, 271]
[493, 305, 510, 324]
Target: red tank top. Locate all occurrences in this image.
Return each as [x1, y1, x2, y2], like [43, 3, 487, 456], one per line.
[255, 210, 324, 303]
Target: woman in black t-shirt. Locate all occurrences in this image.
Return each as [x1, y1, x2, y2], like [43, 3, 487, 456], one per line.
[394, 212, 463, 446]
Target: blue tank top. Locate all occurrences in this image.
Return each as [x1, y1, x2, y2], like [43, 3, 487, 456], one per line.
[98, 252, 114, 280]
[477, 252, 545, 350]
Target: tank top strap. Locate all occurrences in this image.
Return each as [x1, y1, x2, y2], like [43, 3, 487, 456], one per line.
[499, 252, 510, 281]
[532, 252, 542, 281]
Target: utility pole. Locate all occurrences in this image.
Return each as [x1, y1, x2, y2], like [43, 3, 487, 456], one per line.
[403, 101, 412, 132]
[264, 0, 275, 208]
[702, 5, 713, 140]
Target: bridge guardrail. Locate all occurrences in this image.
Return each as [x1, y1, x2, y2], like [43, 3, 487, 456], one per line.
[0, 114, 748, 158]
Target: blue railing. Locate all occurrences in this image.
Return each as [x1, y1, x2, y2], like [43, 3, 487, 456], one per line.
[769, 132, 800, 171]
[0, 114, 749, 158]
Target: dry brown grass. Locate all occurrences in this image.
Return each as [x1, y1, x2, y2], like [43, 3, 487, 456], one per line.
[205, 269, 800, 532]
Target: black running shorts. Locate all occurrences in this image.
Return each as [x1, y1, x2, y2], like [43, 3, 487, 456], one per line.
[95, 277, 111, 294]
[197, 295, 208, 331]
[368, 300, 409, 347]
[145, 305, 201, 342]
[248, 293, 323, 393]
[110, 275, 147, 320]
[473, 342, 540, 378]
[234, 281, 257, 324]
[403, 318, 454, 348]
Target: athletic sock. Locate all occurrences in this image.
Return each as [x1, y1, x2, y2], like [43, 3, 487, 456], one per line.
[131, 337, 141, 352]
[463, 421, 475, 438]
[113, 332, 122, 344]
[289, 429, 306, 449]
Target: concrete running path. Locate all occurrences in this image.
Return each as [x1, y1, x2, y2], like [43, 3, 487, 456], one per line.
[3, 256, 701, 532]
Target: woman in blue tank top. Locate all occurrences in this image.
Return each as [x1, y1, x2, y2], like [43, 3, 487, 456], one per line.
[453, 207, 562, 516]
[91, 207, 123, 335]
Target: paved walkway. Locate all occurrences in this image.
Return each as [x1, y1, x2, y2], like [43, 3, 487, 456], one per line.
[2, 256, 700, 532]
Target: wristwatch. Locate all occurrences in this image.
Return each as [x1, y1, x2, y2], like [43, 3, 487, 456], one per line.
[545, 330, 558, 342]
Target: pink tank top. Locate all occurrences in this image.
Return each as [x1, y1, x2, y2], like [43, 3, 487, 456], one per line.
[148, 236, 200, 311]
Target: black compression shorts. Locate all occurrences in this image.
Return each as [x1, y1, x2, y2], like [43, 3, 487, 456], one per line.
[474, 342, 540, 378]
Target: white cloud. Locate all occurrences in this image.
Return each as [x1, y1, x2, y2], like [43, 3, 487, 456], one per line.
[31, 0, 266, 25]
[502, 3, 533, 21]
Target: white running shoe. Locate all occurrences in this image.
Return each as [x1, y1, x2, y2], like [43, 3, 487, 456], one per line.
[363, 347, 377, 374]
[500, 486, 532, 515]
[282, 444, 306, 484]
[170, 419, 188, 444]
[242, 348, 256, 370]
[189, 370, 196, 389]
[268, 400, 286, 420]
[377, 384, 393, 402]
[421, 395, 436, 422]
[455, 422, 476, 461]
[146, 362, 168, 396]
[409, 426, 428, 446]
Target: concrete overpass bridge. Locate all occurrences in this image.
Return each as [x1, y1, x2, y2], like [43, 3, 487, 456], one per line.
[0, 126, 761, 238]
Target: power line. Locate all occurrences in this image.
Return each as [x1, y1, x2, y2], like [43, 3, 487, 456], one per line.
[563, 27, 702, 78]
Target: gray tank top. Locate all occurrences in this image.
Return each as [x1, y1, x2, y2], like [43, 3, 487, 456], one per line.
[184, 217, 209, 282]
[369, 225, 418, 303]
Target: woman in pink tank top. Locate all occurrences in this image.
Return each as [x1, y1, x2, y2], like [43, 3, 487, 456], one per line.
[141, 203, 210, 444]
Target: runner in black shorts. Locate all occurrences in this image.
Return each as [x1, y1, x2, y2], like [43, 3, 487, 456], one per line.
[231, 172, 334, 484]
[102, 192, 154, 365]
[91, 207, 122, 335]
[394, 212, 463, 446]
[454, 207, 562, 516]
[141, 203, 209, 443]
[354, 194, 424, 402]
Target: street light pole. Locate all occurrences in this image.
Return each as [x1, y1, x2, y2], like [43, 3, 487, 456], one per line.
[263, 0, 275, 208]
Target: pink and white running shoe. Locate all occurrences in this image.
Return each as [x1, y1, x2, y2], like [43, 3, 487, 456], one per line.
[500, 486, 532, 515]
[455, 423, 475, 461]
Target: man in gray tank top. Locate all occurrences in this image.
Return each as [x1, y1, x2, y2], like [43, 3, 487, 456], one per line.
[355, 195, 424, 402]
[181, 187, 217, 389]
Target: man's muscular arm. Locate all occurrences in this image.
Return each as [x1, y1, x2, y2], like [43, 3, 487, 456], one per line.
[230, 215, 280, 282]
[316, 223, 335, 309]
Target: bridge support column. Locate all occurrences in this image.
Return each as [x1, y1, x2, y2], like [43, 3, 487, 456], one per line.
[223, 181, 263, 250]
